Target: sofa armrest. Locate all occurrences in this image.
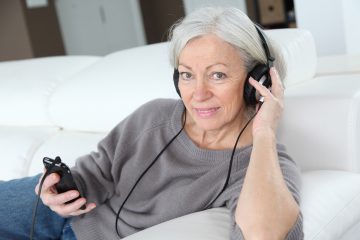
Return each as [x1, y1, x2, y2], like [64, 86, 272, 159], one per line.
[316, 54, 360, 76]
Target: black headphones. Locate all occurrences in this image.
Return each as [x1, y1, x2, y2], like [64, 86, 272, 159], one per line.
[173, 24, 275, 106]
[114, 24, 275, 238]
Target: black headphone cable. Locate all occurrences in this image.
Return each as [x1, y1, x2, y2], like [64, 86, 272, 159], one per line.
[30, 157, 61, 240]
[115, 110, 187, 238]
[114, 103, 263, 237]
[205, 105, 261, 209]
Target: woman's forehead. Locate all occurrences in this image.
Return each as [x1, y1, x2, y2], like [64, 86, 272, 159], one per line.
[179, 35, 244, 66]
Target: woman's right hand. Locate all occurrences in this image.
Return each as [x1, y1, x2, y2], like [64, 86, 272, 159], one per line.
[35, 172, 96, 218]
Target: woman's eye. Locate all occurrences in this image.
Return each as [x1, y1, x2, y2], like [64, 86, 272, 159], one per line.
[212, 72, 226, 80]
[180, 72, 192, 80]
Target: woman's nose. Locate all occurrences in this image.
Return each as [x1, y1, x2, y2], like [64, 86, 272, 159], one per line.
[193, 79, 211, 101]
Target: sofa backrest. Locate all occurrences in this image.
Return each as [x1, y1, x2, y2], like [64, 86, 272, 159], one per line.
[266, 29, 317, 86]
[48, 29, 317, 133]
[0, 56, 100, 127]
[278, 75, 360, 172]
[3, 28, 335, 177]
[48, 43, 176, 132]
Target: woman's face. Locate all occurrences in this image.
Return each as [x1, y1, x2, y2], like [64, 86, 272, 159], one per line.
[178, 34, 248, 133]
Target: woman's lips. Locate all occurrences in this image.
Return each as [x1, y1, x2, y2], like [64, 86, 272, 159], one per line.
[194, 107, 220, 118]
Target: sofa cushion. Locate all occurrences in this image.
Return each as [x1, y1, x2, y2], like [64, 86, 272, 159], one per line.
[302, 171, 360, 240]
[28, 131, 106, 176]
[0, 56, 99, 126]
[0, 126, 59, 180]
[341, 221, 360, 240]
[123, 207, 230, 240]
[49, 43, 178, 132]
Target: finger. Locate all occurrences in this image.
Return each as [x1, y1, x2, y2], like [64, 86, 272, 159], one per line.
[43, 190, 80, 206]
[52, 198, 95, 217]
[68, 202, 97, 217]
[35, 172, 57, 195]
[249, 77, 272, 100]
[50, 196, 85, 214]
[269, 67, 284, 98]
[41, 173, 61, 193]
[35, 173, 45, 195]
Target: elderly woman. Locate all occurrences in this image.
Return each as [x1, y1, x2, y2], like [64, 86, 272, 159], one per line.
[0, 6, 302, 240]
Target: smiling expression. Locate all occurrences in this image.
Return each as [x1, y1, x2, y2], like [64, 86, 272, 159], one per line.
[178, 34, 248, 134]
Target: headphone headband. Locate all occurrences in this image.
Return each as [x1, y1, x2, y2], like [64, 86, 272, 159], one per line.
[254, 24, 275, 68]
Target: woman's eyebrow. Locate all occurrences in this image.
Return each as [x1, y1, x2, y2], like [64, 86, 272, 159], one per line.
[178, 63, 192, 70]
[178, 62, 228, 70]
[206, 63, 228, 69]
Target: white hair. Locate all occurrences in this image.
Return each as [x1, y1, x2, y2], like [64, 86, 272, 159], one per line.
[168, 7, 286, 80]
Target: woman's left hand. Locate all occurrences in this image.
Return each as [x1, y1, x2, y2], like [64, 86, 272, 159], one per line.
[249, 67, 284, 137]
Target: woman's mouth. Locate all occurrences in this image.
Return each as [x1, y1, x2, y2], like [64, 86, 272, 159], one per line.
[194, 107, 220, 118]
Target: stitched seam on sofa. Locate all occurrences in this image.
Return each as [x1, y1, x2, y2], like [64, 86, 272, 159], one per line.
[43, 75, 65, 127]
[23, 128, 61, 177]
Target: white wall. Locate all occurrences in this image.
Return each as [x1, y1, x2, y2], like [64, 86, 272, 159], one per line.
[294, 0, 360, 56]
[54, 0, 247, 56]
[54, 0, 145, 56]
[343, 0, 360, 55]
[183, 0, 246, 15]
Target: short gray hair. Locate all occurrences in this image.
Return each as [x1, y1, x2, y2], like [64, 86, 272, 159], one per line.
[168, 7, 286, 80]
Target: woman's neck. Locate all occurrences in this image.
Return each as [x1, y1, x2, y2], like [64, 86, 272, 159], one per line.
[184, 113, 253, 150]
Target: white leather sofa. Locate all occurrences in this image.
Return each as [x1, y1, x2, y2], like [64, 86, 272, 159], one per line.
[1, 29, 360, 240]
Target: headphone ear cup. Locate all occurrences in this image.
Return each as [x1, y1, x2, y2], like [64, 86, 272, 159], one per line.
[243, 64, 271, 105]
[173, 69, 181, 97]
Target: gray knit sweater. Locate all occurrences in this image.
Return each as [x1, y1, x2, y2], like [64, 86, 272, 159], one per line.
[71, 99, 303, 239]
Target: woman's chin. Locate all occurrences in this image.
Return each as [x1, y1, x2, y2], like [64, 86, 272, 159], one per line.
[192, 119, 223, 132]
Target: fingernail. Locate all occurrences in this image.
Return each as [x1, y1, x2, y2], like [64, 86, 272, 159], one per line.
[71, 192, 79, 198]
[272, 67, 278, 75]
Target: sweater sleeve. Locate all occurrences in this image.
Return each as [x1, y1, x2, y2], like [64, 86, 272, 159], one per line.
[226, 144, 304, 240]
[71, 120, 127, 205]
